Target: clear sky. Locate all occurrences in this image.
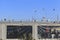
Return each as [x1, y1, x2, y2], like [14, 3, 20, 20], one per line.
[0, 0, 60, 21]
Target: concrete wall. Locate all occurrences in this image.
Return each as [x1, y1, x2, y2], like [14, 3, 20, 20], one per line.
[0, 22, 38, 40]
[0, 22, 60, 40]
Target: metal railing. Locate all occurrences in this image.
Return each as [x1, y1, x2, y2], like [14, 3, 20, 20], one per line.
[38, 38, 60, 40]
[17, 38, 60, 40]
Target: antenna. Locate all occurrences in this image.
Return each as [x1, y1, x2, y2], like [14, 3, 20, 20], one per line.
[42, 8, 46, 18]
[53, 8, 55, 21]
[34, 9, 37, 20]
[32, 9, 37, 22]
[32, 16, 36, 22]
[53, 8, 59, 22]
[57, 13, 59, 22]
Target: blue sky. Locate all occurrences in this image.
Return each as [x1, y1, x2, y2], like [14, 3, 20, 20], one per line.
[0, 0, 60, 21]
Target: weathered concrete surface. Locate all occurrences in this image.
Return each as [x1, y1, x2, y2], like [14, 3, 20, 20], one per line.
[0, 21, 60, 40]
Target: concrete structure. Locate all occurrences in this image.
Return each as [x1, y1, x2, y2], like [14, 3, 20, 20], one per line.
[0, 20, 60, 40]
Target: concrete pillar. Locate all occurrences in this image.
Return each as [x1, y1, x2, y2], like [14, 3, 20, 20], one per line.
[2, 24, 19, 40]
[2, 24, 6, 40]
[32, 24, 38, 40]
[0, 24, 2, 40]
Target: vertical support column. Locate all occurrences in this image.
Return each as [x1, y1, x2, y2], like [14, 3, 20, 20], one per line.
[32, 24, 38, 40]
[0, 24, 2, 40]
[2, 24, 6, 40]
[32, 25, 35, 40]
[34, 25, 38, 40]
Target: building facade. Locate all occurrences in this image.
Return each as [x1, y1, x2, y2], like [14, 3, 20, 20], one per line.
[0, 21, 60, 40]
